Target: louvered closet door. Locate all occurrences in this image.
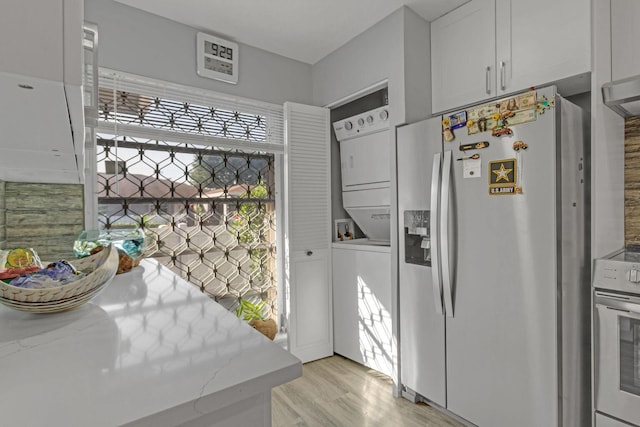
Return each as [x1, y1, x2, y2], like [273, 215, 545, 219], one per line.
[284, 102, 332, 363]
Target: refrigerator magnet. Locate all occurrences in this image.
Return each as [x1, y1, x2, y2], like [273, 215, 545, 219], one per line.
[467, 120, 478, 135]
[478, 117, 489, 132]
[491, 126, 513, 138]
[468, 118, 489, 135]
[488, 158, 517, 195]
[508, 109, 537, 126]
[497, 96, 519, 113]
[517, 91, 537, 110]
[449, 111, 467, 130]
[467, 102, 499, 122]
[460, 141, 490, 151]
[536, 95, 555, 115]
[443, 127, 455, 142]
[442, 118, 455, 142]
[463, 157, 481, 179]
[512, 140, 528, 151]
[457, 153, 480, 161]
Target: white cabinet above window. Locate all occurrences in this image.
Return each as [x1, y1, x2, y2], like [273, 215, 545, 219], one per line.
[431, 0, 590, 113]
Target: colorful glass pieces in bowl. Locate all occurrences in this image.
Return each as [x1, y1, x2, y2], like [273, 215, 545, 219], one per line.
[0, 244, 119, 313]
[0, 248, 42, 281]
[9, 260, 82, 289]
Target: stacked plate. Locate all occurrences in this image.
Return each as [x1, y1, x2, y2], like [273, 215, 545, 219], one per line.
[0, 245, 119, 313]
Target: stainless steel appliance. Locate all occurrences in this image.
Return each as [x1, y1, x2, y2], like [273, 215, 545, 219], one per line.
[403, 210, 431, 266]
[333, 106, 390, 243]
[602, 73, 640, 118]
[594, 248, 640, 427]
[397, 86, 589, 426]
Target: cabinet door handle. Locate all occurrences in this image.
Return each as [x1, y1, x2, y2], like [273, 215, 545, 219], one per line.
[499, 61, 506, 91]
[485, 66, 491, 95]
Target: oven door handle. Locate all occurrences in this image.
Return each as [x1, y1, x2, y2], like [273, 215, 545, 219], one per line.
[604, 306, 631, 314]
[595, 291, 640, 315]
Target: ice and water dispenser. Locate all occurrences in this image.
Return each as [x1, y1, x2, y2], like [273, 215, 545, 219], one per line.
[404, 210, 430, 266]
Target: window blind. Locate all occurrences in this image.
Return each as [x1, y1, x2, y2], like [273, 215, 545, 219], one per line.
[95, 68, 284, 154]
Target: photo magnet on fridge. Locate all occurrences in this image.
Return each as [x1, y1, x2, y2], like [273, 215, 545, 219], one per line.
[488, 158, 517, 195]
[449, 111, 467, 130]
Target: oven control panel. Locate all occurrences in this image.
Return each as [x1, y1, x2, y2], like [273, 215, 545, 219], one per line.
[628, 268, 640, 283]
[593, 249, 640, 293]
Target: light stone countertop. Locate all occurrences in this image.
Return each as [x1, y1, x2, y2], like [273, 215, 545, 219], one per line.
[0, 259, 301, 426]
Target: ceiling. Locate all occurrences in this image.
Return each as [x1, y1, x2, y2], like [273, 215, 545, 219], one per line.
[114, 0, 468, 64]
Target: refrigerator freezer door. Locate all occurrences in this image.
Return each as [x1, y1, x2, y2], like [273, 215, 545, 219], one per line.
[444, 86, 559, 427]
[397, 118, 446, 407]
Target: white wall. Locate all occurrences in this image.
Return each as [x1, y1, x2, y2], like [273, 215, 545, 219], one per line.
[84, 0, 313, 105]
[312, 8, 404, 118]
[311, 6, 432, 395]
[402, 8, 432, 123]
[312, 6, 431, 122]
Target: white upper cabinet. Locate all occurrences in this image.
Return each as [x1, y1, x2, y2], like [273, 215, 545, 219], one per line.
[0, 2, 64, 81]
[496, 0, 590, 96]
[0, 0, 85, 184]
[431, 0, 496, 114]
[0, 0, 82, 85]
[432, 0, 591, 113]
[611, 0, 640, 81]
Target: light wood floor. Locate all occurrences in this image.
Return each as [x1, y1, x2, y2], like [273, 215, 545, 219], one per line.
[272, 355, 464, 427]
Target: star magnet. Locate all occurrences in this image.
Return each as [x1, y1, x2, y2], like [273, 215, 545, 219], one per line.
[488, 158, 517, 195]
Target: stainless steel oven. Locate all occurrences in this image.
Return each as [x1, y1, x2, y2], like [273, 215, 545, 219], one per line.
[594, 249, 640, 427]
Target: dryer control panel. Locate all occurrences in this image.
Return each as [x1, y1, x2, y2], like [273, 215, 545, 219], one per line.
[332, 106, 390, 141]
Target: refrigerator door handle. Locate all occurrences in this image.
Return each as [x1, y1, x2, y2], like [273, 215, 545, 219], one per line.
[441, 150, 454, 317]
[430, 152, 443, 315]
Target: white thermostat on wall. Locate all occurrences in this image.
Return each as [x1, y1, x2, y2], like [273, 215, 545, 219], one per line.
[196, 32, 238, 84]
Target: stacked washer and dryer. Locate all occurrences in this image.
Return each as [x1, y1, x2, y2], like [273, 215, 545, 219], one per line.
[330, 106, 393, 377]
[332, 105, 391, 242]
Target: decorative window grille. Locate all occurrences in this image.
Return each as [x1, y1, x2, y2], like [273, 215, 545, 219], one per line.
[93, 71, 283, 317]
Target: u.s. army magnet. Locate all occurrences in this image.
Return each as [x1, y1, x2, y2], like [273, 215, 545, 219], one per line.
[489, 158, 517, 195]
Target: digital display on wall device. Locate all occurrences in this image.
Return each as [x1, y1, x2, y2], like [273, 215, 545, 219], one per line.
[204, 57, 233, 75]
[197, 32, 238, 84]
[204, 41, 233, 61]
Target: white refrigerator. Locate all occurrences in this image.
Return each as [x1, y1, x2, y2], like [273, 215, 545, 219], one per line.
[397, 86, 590, 427]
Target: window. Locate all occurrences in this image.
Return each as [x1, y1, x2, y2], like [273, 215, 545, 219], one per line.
[90, 71, 284, 318]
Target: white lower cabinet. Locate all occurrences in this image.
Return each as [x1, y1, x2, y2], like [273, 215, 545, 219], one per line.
[288, 248, 332, 363]
[332, 243, 392, 377]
